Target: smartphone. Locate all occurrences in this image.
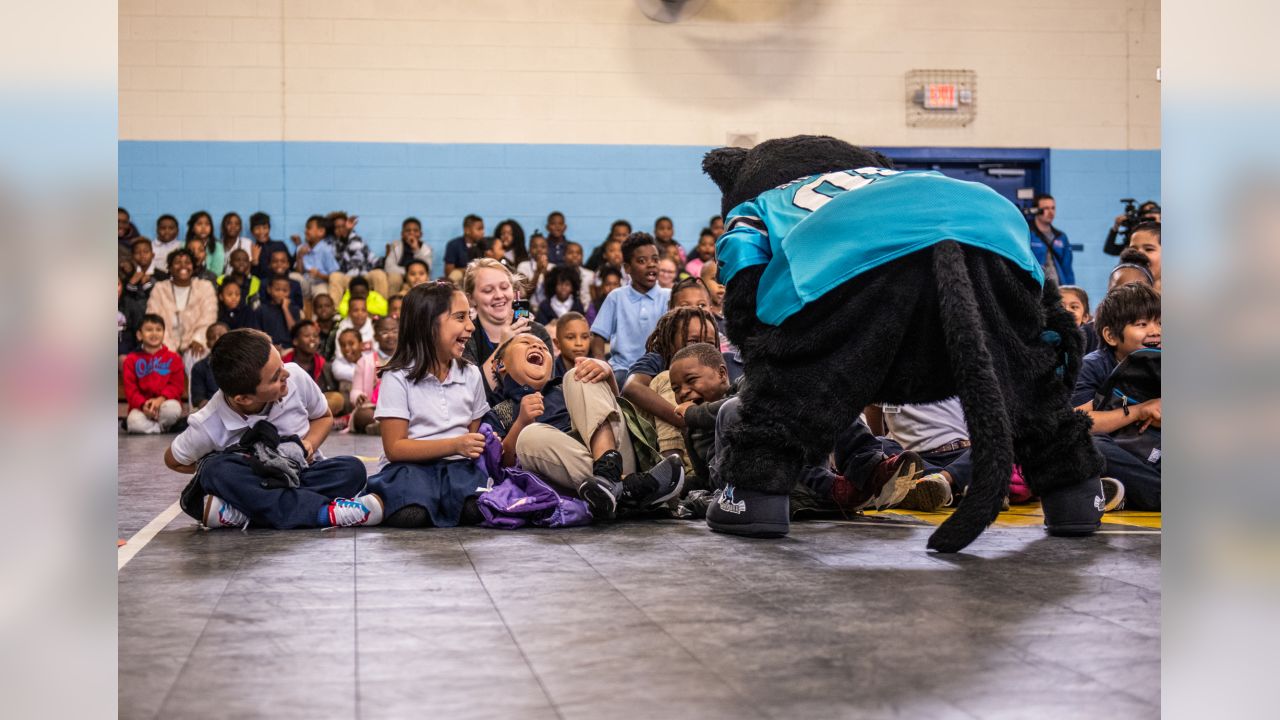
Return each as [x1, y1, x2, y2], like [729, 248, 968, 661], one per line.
[512, 299, 532, 323]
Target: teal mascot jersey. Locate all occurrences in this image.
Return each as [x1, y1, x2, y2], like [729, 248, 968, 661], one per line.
[700, 135, 1105, 553]
[719, 167, 1044, 325]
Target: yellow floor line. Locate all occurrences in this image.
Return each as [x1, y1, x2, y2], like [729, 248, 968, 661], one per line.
[866, 503, 1161, 531]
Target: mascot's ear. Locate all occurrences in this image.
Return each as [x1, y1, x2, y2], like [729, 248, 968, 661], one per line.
[702, 147, 749, 194]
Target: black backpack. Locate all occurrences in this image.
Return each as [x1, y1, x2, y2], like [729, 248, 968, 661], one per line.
[1092, 348, 1161, 465]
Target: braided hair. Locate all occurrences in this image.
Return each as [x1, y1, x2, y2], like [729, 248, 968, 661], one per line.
[644, 306, 720, 366]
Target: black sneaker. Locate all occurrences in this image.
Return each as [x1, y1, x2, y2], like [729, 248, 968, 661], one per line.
[578, 450, 625, 521]
[706, 485, 790, 538]
[577, 477, 619, 521]
[623, 455, 685, 509]
[1041, 476, 1105, 537]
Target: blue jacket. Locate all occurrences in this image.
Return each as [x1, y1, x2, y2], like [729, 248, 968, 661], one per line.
[1028, 224, 1074, 285]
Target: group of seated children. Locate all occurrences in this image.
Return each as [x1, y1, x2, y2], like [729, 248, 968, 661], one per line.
[147, 211, 1161, 531]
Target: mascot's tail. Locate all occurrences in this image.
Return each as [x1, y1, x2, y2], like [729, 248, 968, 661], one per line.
[926, 241, 1013, 553]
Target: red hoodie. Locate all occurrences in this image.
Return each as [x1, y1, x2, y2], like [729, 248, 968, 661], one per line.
[123, 346, 186, 410]
[281, 349, 325, 382]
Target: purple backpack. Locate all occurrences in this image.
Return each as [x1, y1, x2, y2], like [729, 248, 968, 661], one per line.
[474, 425, 592, 529]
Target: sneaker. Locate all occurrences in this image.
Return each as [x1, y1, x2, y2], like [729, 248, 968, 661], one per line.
[706, 485, 790, 538]
[1100, 477, 1126, 512]
[674, 489, 714, 520]
[832, 451, 925, 512]
[579, 450, 625, 521]
[577, 477, 619, 521]
[202, 495, 248, 529]
[624, 455, 686, 509]
[327, 494, 384, 527]
[1041, 476, 1104, 537]
[897, 473, 953, 512]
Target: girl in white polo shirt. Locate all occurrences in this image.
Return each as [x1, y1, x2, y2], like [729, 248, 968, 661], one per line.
[366, 283, 492, 528]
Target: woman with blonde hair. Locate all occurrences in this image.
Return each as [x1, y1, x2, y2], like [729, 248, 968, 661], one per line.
[461, 258, 555, 395]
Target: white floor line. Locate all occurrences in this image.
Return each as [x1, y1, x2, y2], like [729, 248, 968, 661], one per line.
[118, 501, 184, 571]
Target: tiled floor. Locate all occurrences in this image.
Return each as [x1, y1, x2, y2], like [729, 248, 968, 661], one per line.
[119, 434, 1160, 719]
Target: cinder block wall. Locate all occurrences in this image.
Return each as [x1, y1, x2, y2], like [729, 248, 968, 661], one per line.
[119, 0, 1160, 301]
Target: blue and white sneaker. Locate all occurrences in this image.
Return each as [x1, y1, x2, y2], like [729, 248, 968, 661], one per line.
[202, 495, 248, 529]
[326, 495, 384, 528]
[705, 484, 790, 538]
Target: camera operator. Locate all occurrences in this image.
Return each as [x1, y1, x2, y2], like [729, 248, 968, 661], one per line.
[1028, 193, 1074, 285]
[1104, 199, 1161, 256]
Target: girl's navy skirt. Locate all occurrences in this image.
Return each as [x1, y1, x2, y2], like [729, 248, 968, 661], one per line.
[367, 459, 489, 528]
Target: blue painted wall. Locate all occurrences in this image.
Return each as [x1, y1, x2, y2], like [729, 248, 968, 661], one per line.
[118, 141, 1158, 304]
[1048, 149, 1161, 304]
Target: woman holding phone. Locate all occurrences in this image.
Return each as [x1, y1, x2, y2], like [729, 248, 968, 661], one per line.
[461, 258, 555, 399]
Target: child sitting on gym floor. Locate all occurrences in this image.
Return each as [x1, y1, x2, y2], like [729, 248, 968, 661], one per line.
[282, 320, 345, 417]
[123, 314, 186, 434]
[669, 342, 734, 490]
[216, 279, 254, 330]
[590, 232, 671, 387]
[164, 328, 380, 529]
[189, 322, 229, 410]
[484, 332, 684, 521]
[622, 305, 726, 462]
[364, 284, 492, 528]
[1073, 282, 1162, 511]
[256, 275, 300, 349]
[351, 316, 398, 434]
[1059, 284, 1099, 355]
[553, 311, 591, 377]
[336, 296, 375, 352]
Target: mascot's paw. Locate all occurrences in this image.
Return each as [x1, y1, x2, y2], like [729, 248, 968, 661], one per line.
[1041, 476, 1105, 537]
[706, 485, 790, 538]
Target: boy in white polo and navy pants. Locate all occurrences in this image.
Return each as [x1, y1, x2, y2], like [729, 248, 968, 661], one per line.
[164, 328, 382, 529]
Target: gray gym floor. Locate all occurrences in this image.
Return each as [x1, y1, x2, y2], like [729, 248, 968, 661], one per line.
[119, 433, 1160, 719]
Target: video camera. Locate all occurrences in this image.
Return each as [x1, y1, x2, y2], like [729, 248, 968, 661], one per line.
[1104, 198, 1161, 255]
[1119, 198, 1160, 231]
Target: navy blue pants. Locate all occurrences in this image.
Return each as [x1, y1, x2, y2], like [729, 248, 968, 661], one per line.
[833, 421, 974, 492]
[1094, 434, 1161, 510]
[199, 454, 368, 529]
[366, 460, 489, 528]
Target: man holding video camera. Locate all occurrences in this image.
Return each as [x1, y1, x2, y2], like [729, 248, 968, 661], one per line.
[1104, 199, 1161, 256]
[1028, 193, 1074, 285]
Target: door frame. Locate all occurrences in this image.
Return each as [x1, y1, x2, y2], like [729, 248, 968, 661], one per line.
[872, 147, 1052, 195]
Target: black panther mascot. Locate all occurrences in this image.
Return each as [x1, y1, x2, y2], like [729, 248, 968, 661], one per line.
[702, 135, 1105, 553]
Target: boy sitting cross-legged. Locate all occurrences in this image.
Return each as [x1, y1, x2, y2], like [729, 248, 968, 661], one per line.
[123, 313, 186, 434]
[164, 328, 382, 529]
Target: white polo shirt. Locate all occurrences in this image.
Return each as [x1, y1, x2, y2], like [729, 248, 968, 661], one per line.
[374, 360, 489, 462]
[879, 397, 969, 454]
[170, 363, 329, 466]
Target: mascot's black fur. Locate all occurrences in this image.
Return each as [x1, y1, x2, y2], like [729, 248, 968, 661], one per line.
[703, 135, 1104, 553]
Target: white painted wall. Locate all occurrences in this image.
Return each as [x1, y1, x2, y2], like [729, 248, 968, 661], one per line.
[119, 0, 1160, 149]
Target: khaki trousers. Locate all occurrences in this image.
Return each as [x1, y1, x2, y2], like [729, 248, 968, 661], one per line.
[649, 371, 686, 455]
[515, 368, 636, 496]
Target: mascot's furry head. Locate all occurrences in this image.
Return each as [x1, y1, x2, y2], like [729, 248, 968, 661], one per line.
[702, 135, 894, 218]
